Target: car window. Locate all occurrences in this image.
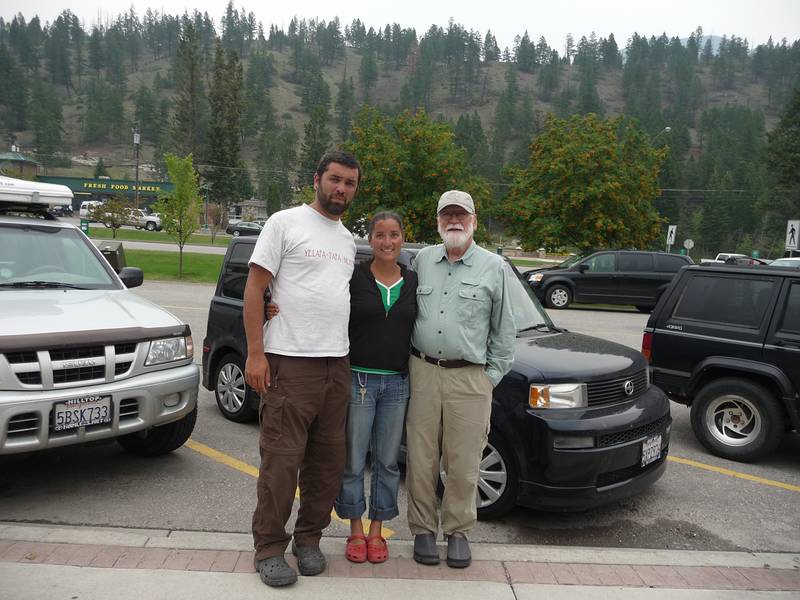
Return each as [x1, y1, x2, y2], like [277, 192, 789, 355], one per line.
[0, 224, 117, 288]
[220, 243, 255, 300]
[655, 254, 689, 272]
[776, 283, 800, 334]
[672, 274, 775, 328]
[618, 253, 653, 271]
[583, 252, 615, 272]
[503, 261, 553, 331]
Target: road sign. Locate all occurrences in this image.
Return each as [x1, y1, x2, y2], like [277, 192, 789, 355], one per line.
[683, 239, 694, 250]
[666, 225, 677, 247]
[787, 220, 799, 251]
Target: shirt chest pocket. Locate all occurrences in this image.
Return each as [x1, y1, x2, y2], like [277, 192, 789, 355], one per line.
[458, 280, 489, 321]
[416, 285, 433, 319]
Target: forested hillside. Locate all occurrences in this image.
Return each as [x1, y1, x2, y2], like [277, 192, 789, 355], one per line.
[1, 4, 799, 255]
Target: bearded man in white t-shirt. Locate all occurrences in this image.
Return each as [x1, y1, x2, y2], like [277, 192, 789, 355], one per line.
[244, 150, 360, 588]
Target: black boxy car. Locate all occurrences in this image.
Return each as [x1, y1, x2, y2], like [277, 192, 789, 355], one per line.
[528, 250, 693, 311]
[203, 238, 671, 517]
[643, 264, 800, 462]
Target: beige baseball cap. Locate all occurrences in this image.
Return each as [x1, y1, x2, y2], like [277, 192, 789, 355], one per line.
[437, 190, 475, 214]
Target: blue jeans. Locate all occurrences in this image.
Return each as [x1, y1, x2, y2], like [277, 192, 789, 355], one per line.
[334, 371, 409, 521]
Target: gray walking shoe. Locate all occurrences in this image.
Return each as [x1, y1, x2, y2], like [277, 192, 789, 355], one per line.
[446, 533, 471, 568]
[413, 532, 440, 565]
[291, 542, 327, 576]
[256, 556, 298, 587]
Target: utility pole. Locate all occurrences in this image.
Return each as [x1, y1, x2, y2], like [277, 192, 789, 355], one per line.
[133, 125, 141, 210]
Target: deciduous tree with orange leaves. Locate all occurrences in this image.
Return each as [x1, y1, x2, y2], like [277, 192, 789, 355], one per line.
[500, 113, 665, 253]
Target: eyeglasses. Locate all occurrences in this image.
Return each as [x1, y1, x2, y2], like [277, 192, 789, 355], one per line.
[438, 210, 471, 220]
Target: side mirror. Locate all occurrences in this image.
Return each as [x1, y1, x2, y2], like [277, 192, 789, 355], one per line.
[578, 263, 589, 273]
[119, 266, 144, 288]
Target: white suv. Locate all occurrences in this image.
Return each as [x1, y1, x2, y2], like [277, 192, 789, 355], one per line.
[0, 177, 198, 456]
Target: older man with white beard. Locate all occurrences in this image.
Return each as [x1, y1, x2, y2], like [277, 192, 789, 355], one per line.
[405, 190, 516, 568]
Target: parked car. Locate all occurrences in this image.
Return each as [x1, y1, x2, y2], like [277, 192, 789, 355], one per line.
[527, 250, 694, 311]
[225, 221, 262, 237]
[202, 238, 672, 517]
[78, 200, 104, 219]
[770, 257, 800, 268]
[643, 263, 799, 462]
[0, 178, 199, 457]
[127, 208, 163, 231]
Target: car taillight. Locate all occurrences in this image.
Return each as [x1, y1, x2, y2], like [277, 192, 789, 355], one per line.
[641, 332, 653, 362]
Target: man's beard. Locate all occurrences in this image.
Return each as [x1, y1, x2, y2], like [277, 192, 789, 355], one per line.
[316, 186, 349, 216]
[438, 219, 474, 249]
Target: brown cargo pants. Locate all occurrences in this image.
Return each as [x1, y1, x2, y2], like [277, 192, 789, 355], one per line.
[252, 353, 350, 562]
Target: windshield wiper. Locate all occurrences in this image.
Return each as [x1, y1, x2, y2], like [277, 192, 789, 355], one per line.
[518, 323, 563, 333]
[0, 281, 88, 290]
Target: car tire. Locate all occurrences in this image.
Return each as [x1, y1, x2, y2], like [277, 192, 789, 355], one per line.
[145, 221, 156, 231]
[438, 431, 519, 520]
[690, 378, 784, 462]
[233, 230, 240, 237]
[214, 353, 257, 422]
[545, 284, 572, 309]
[117, 407, 197, 456]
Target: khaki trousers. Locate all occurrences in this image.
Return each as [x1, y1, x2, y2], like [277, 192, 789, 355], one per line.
[252, 354, 350, 562]
[405, 354, 493, 536]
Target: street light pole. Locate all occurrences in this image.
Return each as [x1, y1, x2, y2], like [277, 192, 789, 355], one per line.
[652, 126, 672, 144]
[133, 126, 141, 210]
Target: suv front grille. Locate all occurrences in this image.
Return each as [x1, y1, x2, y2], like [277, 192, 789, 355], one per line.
[587, 369, 648, 407]
[2, 343, 139, 389]
[8, 412, 40, 437]
[598, 414, 671, 448]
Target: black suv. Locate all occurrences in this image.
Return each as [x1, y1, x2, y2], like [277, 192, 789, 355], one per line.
[203, 237, 671, 517]
[528, 250, 693, 311]
[644, 264, 800, 462]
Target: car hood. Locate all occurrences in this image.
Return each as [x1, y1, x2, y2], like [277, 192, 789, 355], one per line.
[513, 331, 644, 382]
[0, 289, 183, 339]
[526, 265, 561, 275]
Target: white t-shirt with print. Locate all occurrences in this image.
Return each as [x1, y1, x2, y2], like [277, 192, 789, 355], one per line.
[249, 204, 356, 357]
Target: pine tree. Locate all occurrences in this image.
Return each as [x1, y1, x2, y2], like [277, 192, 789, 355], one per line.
[299, 105, 332, 184]
[335, 74, 356, 141]
[171, 22, 205, 158]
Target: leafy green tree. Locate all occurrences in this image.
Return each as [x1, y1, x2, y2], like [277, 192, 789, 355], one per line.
[500, 114, 665, 253]
[152, 153, 201, 277]
[343, 107, 490, 242]
[94, 157, 110, 178]
[91, 196, 130, 239]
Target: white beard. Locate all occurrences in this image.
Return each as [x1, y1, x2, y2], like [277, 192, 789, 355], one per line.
[438, 219, 474, 250]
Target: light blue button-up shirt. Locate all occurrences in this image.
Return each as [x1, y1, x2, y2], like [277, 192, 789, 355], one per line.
[411, 242, 516, 387]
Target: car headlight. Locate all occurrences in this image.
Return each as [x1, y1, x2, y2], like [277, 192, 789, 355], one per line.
[529, 273, 544, 283]
[529, 383, 587, 409]
[145, 336, 193, 366]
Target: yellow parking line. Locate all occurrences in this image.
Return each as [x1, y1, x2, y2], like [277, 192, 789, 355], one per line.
[668, 455, 800, 492]
[185, 439, 395, 538]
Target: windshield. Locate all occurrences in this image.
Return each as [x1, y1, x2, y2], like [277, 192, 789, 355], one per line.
[503, 261, 555, 332]
[0, 224, 118, 289]
[558, 254, 583, 269]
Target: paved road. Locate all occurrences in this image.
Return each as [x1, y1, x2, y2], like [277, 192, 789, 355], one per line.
[1, 281, 798, 554]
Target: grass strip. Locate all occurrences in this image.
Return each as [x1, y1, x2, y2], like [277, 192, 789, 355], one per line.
[88, 226, 230, 247]
[125, 249, 223, 284]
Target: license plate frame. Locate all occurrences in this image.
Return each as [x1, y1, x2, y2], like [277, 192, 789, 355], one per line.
[54, 395, 112, 431]
[641, 434, 662, 467]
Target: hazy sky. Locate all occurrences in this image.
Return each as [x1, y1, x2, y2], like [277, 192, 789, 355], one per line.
[3, 0, 799, 51]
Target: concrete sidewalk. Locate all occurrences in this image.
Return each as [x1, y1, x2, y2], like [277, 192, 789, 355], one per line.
[1, 522, 798, 599]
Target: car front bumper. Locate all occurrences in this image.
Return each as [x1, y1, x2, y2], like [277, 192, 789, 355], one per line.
[517, 385, 671, 511]
[0, 364, 199, 455]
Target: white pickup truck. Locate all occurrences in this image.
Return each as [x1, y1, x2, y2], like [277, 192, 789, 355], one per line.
[128, 208, 162, 231]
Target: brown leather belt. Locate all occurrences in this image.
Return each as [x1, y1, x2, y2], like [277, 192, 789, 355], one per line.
[410, 347, 481, 368]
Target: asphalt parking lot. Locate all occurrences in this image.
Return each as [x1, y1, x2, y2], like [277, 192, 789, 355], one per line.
[1, 280, 798, 553]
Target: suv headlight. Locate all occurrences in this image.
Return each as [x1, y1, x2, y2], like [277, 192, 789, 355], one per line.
[145, 336, 193, 366]
[529, 273, 544, 283]
[529, 383, 587, 409]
